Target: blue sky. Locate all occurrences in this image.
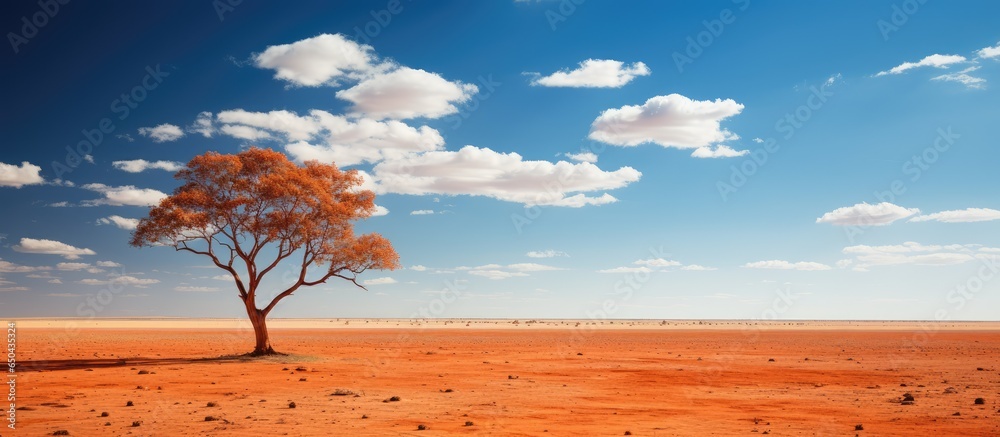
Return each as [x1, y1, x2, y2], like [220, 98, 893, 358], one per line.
[2, 1, 999, 320]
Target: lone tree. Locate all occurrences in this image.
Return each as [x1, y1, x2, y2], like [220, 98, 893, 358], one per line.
[130, 148, 399, 355]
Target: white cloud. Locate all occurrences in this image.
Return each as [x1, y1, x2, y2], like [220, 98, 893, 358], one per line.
[680, 264, 716, 271]
[931, 66, 986, 89]
[112, 159, 184, 173]
[506, 263, 563, 272]
[0, 260, 51, 273]
[138, 124, 185, 142]
[82, 183, 167, 207]
[410, 265, 428, 271]
[815, 202, 919, 226]
[48, 279, 63, 284]
[835, 259, 854, 269]
[589, 94, 744, 151]
[253, 33, 378, 87]
[96, 215, 140, 230]
[910, 208, 1000, 223]
[362, 277, 397, 285]
[468, 270, 529, 280]
[56, 262, 89, 271]
[461, 262, 562, 280]
[336, 67, 478, 120]
[370, 205, 389, 217]
[526, 250, 568, 258]
[752, 138, 764, 143]
[212, 109, 445, 166]
[597, 266, 652, 274]
[220, 124, 272, 140]
[372, 145, 640, 207]
[527, 59, 650, 88]
[189, 111, 214, 137]
[842, 242, 987, 269]
[0, 161, 44, 188]
[96, 261, 121, 267]
[690, 145, 748, 159]
[875, 54, 967, 76]
[743, 260, 832, 271]
[978, 41, 1000, 59]
[174, 286, 220, 292]
[79, 276, 159, 287]
[564, 151, 598, 163]
[13, 238, 95, 259]
[410, 210, 435, 215]
[634, 258, 681, 267]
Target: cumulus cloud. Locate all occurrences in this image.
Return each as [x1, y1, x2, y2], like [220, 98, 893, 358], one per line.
[527, 59, 650, 88]
[909, 208, 1000, 223]
[253, 33, 378, 87]
[410, 265, 427, 271]
[96, 261, 122, 267]
[82, 183, 167, 207]
[634, 258, 681, 267]
[372, 145, 640, 207]
[690, 145, 749, 159]
[875, 54, 967, 76]
[815, 202, 919, 226]
[0, 161, 45, 188]
[189, 111, 214, 137]
[362, 277, 397, 286]
[0, 260, 51, 273]
[410, 210, 435, 215]
[79, 275, 159, 287]
[842, 242, 993, 269]
[680, 264, 717, 271]
[370, 205, 389, 217]
[336, 67, 478, 119]
[96, 215, 140, 230]
[589, 94, 744, 151]
[209, 109, 445, 166]
[526, 250, 568, 258]
[469, 269, 528, 280]
[13, 238, 95, 259]
[253, 34, 476, 120]
[56, 262, 89, 271]
[460, 263, 562, 280]
[564, 151, 598, 163]
[598, 257, 691, 273]
[112, 159, 184, 173]
[138, 124, 185, 142]
[978, 41, 1000, 59]
[931, 66, 986, 89]
[743, 260, 832, 271]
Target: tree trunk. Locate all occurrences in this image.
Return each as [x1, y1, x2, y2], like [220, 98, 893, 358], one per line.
[246, 301, 276, 356]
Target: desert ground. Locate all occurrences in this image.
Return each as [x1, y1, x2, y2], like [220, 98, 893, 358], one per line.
[6, 319, 1000, 436]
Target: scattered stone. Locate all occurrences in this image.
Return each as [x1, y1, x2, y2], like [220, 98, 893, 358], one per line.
[205, 416, 218, 421]
[53, 431, 70, 436]
[974, 398, 985, 405]
[131, 421, 141, 427]
[126, 401, 134, 407]
[207, 401, 218, 407]
[288, 401, 297, 408]
[137, 370, 149, 375]
[855, 424, 864, 431]
[417, 424, 427, 430]
[100, 412, 108, 417]
[464, 421, 474, 426]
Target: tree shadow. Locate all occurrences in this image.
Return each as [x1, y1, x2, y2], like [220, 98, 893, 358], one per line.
[18, 354, 284, 372]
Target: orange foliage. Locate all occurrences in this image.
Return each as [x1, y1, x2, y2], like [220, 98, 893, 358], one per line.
[131, 147, 399, 319]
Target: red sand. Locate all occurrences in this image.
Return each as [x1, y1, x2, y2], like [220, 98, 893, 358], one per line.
[9, 326, 1000, 436]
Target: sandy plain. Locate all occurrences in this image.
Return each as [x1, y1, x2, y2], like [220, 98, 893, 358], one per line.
[5, 319, 999, 436]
